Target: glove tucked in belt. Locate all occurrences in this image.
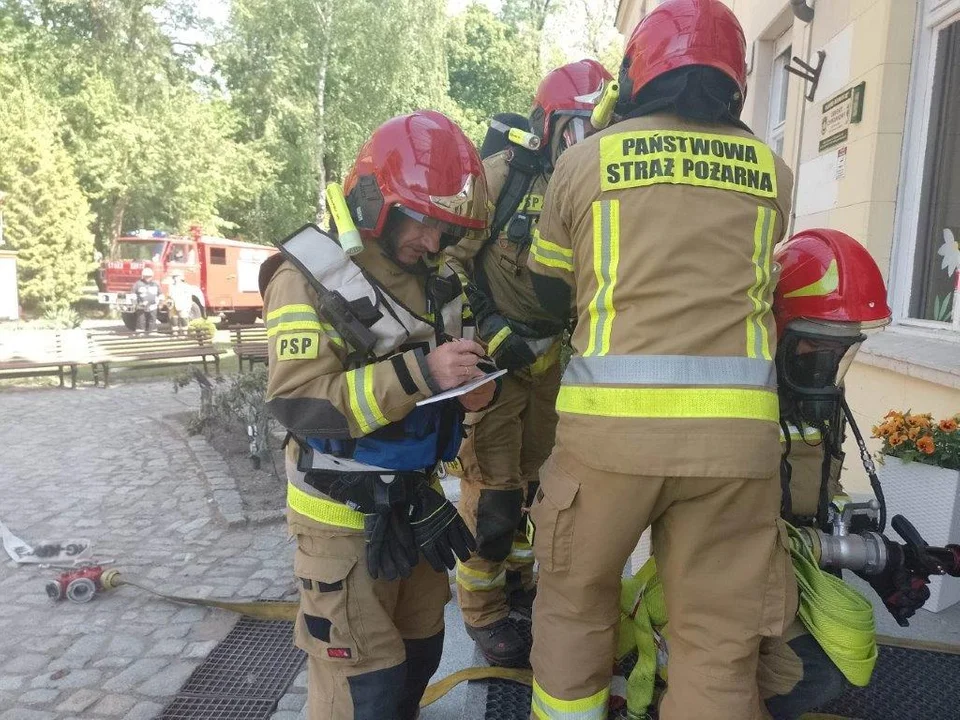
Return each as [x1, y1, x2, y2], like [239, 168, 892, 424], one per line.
[306, 470, 419, 581]
[306, 470, 477, 580]
[408, 483, 477, 572]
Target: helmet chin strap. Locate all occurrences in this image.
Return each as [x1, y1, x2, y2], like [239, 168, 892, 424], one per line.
[378, 234, 437, 276]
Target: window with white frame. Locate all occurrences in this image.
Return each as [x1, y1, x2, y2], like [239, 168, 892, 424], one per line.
[895, 1, 960, 330]
[766, 34, 792, 157]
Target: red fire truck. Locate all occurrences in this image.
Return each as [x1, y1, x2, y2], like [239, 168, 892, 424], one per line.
[96, 228, 277, 329]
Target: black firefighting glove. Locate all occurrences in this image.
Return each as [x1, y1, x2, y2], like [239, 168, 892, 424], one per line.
[316, 470, 419, 581]
[363, 503, 419, 582]
[865, 540, 932, 626]
[464, 284, 536, 372]
[408, 483, 477, 572]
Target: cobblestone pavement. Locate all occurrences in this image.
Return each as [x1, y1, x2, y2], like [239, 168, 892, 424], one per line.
[0, 382, 301, 719]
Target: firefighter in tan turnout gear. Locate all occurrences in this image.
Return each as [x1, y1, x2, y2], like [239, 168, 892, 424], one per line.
[261, 110, 499, 720]
[524, 1, 797, 718]
[447, 59, 614, 667]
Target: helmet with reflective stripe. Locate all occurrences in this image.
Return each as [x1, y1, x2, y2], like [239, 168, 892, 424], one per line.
[529, 59, 614, 150]
[343, 110, 488, 242]
[774, 228, 892, 339]
[621, 0, 747, 105]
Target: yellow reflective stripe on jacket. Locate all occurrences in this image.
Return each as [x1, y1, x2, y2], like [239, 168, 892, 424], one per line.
[346, 364, 389, 434]
[456, 563, 506, 592]
[530, 229, 574, 272]
[266, 302, 322, 337]
[557, 386, 779, 421]
[287, 482, 365, 530]
[746, 206, 776, 360]
[265, 303, 344, 347]
[598, 130, 777, 198]
[531, 678, 609, 720]
[266, 303, 315, 323]
[487, 326, 513, 356]
[584, 199, 620, 357]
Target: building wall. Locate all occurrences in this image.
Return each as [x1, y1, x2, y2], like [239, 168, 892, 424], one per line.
[615, 0, 960, 494]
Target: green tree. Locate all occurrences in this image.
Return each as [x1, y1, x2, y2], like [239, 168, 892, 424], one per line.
[0, 79, 94, 312]
[219, 0, 453, 241]
[500, 0, 557, 32]
[1, 0, 274, 249]
[445, 3, 542, 145]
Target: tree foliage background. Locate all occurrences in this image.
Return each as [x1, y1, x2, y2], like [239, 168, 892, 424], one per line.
[0, 0, 621, 313]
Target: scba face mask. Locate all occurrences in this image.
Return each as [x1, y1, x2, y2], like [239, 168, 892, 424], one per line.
[554, 115, 597, 161]
[777, 325, 865, 428]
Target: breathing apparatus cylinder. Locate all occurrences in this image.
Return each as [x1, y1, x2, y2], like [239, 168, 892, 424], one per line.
[590, 80, 620, 130]
[326, 183, 364, 256]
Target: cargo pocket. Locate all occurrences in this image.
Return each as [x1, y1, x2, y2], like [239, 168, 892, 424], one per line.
[759, 518, 799, 638]
[528, 470, 580, 574]
[294, 547, 361, 666]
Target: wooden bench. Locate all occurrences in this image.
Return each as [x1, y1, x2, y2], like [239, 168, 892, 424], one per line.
[88, 331, 223, 387]
[230, 325, 269, 372]
[0, 330, 87, 388]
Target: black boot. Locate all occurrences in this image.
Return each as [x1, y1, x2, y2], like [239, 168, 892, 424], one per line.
[505, 569, 537, 616]
[508, 585, 537, 616]
[465, 618, 530, 667]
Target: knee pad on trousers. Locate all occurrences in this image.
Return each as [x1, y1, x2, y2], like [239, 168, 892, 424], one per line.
[398, 630, 445, 720]
[476, 488, 524, 562]
[347, 662, 407, 720]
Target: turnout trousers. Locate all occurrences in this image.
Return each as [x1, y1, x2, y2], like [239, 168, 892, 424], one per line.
[294, 528, 450, 720]
[456, 361, 561, 627]
[528, 447, 797, 720]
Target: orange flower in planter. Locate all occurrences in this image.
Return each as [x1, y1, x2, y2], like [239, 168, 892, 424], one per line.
[889, 433, 906, 447]
[908, 426, 923, 441]
[917, 436, 936, 454]
[872, 422, 895, 438]
[939, 419, 958, 433]
[910, 414, 934, 429]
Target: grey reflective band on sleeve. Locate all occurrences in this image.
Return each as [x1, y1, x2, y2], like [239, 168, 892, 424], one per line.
[415, 348, 443, 395]
[563, 355, 776, 389]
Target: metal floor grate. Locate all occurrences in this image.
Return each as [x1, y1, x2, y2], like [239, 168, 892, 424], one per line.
[480, 619, 960, 720]
[158, 697, 278, 719]
[161, 617, 305, 720]
[178, 617, 305, 699]
[817, 644, 960, 720]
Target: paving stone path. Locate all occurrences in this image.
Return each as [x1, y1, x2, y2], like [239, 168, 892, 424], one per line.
[0, 382, 304, 719]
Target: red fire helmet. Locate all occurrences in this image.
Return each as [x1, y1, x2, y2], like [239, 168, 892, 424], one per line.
[343, 110, 487, 241]
[529, 59, 614, 148]
[622, 0, 747, 104]
[774, 228, 892, 338]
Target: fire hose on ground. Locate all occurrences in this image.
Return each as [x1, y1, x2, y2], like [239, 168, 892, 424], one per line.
[36, 506, 960, 710]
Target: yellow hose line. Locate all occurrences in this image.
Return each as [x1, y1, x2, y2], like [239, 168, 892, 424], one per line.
[786, 524, 877, 687]
[113, 576, 299, 621]
[420, 667, 532, 707]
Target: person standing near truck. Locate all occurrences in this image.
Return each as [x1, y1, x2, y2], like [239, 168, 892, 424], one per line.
[166, 271, 194, 336]
[131, 267, 161, 335]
